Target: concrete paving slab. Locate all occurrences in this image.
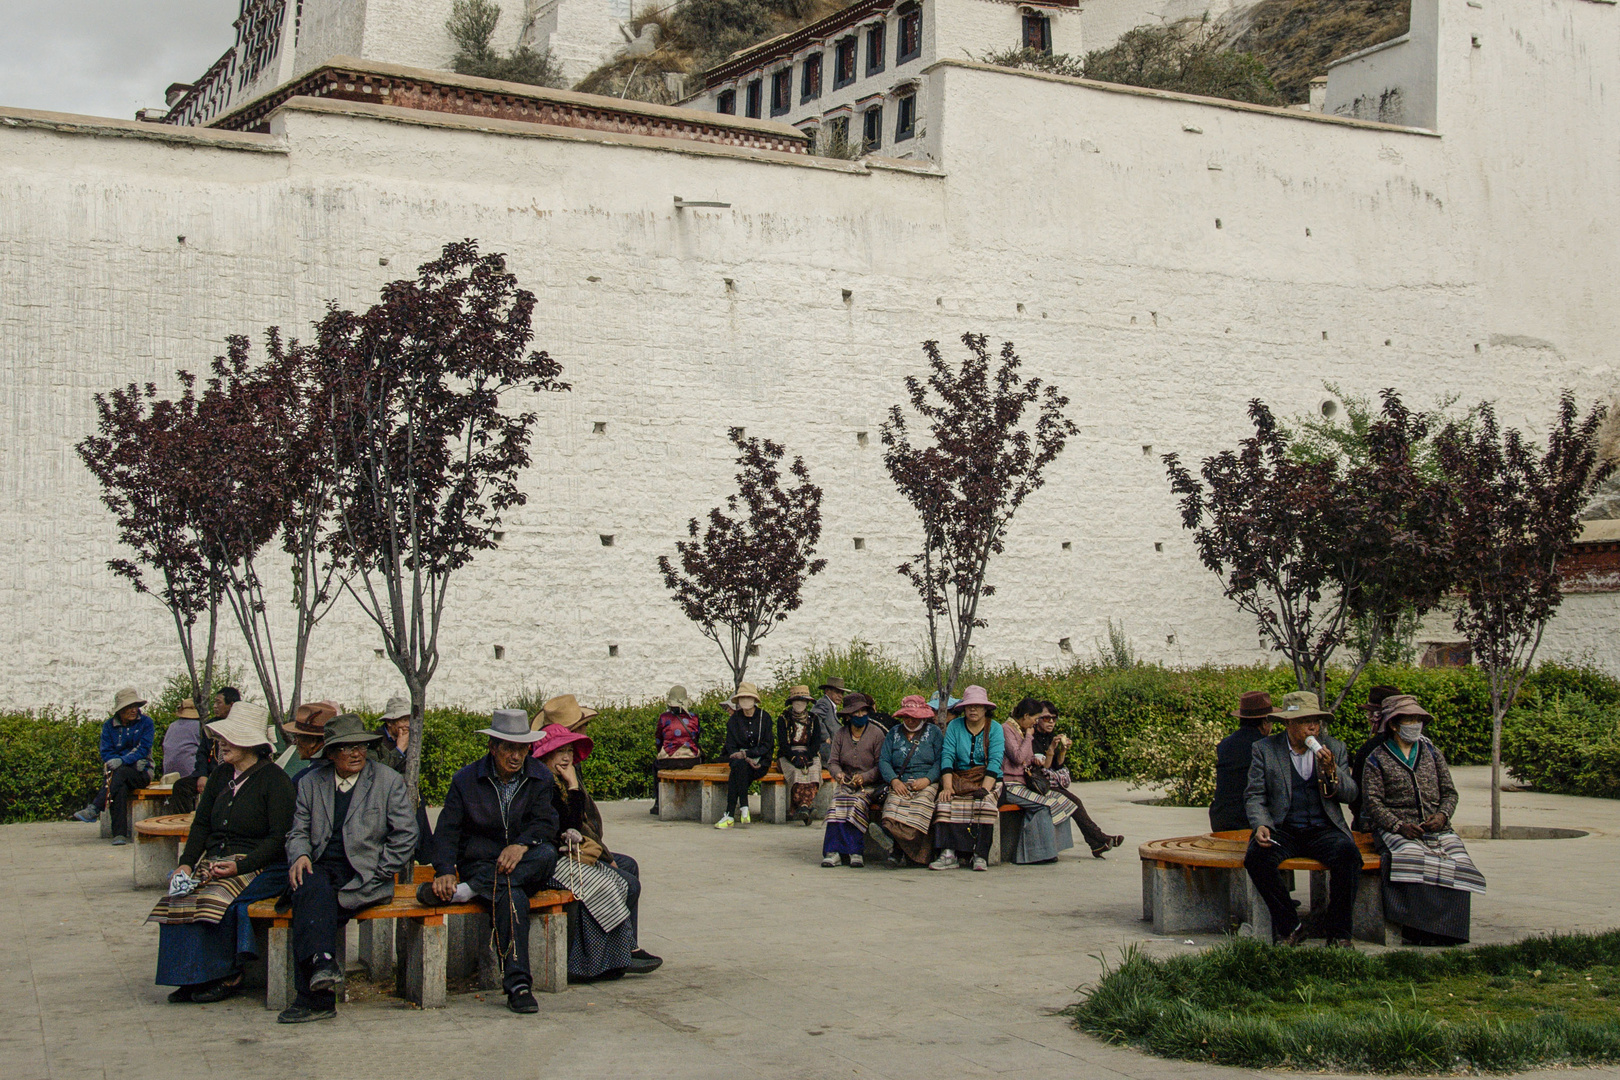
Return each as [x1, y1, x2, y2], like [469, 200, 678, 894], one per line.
[3, 768, 1619, 1079]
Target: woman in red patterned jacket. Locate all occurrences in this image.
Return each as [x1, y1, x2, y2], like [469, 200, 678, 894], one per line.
[649, 685, 703, 815]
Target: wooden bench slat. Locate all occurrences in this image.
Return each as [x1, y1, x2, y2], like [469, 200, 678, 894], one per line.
[134, 813, 193, 837]
[1137, 829, 1380, 872]
[247, 886, 575, 925]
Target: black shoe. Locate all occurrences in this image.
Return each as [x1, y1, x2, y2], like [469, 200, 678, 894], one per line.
[798, 807, 814, 825]
[649, 804, 660, 815]
[507, 986, 539, 1014]
[277, 1004, 337, 1024]
[191, 976, 242, 1003]
[1280, 923, 1312, 947]
[626, 950, 663, 974]
[307, 958, 344, 992]
[416, 882, 451, 907]
[166, 985, 195, 1004]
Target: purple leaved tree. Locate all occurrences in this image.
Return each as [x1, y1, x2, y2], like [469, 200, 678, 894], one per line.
[658, 427, 826, 689]
[881, 334, 1078, 717]
[1436, 393, 1613, 837]
[77, 375, 225, 711]
[315, 241, 568, 802]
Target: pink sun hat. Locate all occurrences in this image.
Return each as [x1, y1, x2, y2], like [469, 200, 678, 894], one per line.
[530, 722, 593, 762]
[948, 685, 998, 716]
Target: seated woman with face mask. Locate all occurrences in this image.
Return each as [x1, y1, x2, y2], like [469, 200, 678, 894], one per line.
[821, 694, 886, 867]
[1360, 694, 1486, 945]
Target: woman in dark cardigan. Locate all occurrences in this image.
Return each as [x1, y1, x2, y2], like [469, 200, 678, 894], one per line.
[149, 702, 294, 1003]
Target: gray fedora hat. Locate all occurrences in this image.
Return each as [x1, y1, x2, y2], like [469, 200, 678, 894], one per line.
[477, 708, 545, 743]
[322, 713, 384, 751]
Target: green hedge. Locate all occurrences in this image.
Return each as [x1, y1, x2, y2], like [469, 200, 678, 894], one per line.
[6, 649, 1617, 820]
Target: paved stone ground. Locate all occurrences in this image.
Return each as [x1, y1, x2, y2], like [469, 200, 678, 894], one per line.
[4, 767, 1618, 1080]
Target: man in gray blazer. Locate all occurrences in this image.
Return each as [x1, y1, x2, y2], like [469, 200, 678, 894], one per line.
[1243, 691, 1360, 946]
[280, 714, 418, 1023]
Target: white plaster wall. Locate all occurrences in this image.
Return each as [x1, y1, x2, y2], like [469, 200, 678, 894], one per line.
[3, 0, 1618, 713]
[1324, 0, 1438, 128]
[292, 0, 370, 77]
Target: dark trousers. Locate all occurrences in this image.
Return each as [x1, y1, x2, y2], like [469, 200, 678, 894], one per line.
[414, 805, 434, 864]
[1244, 823, 1361, 940]
[94, 764, 149, 838]
[934, 822, 995, 860]
[461, 843, 559, 994]
[726, 758, 768, 814]
[290, 859, 364, 1009]
[610, 852, 642, 942]
[649, 757, 702, 812]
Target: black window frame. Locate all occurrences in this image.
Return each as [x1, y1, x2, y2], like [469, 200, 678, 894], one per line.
[834, 36, 857, 89]
[862, 105, 882, 152]
[801, 52, 822, 103]
[745, 78, 763, 118]
[865, 22, 885, 75]
[827, 114, 851, 147]
[897, 3, 922, 64]
[894, 92, 916, 142]
[716, 88, 736, 115]
[1022, 12, 1051, 54]
[770, 68, 792, 116]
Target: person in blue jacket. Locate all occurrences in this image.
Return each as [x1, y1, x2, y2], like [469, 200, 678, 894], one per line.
[72, 686, 155, 844]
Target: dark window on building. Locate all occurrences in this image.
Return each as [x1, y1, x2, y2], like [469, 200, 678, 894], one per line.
[827, 114, 851, 149]
[897, 3, 922, 64]
[895, 93, 916, 141]
[745, 79, 762, 118]
[865, 23, 885, 75]
[770, 68, 792, 115]
[835, 36, 857, 88]
[717, 89, 736, 114]
[801, 53, 822, 102]
[1022, 13, 1051, 54]
[862, 105, 882, 152]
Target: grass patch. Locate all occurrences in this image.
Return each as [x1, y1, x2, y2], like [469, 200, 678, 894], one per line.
[1070, 934, 1620, 1072]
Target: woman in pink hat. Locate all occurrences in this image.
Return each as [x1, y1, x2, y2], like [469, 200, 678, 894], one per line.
[930, 686, 1005, 871]
[531, 724, 662, 982]
[878, 695, 945, 866]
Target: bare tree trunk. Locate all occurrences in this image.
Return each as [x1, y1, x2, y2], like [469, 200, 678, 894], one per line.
[1490, 682, 1504, 840]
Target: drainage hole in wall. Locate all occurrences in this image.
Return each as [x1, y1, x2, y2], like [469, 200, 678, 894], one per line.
[842, 289, 853, 303]
[1061, 541, 1072, 552]
[1142, 444, 1153, 456]
[1058, 637, 1073, 653]
[600, 534, 615, 547]
[492, 531, 505, 542]
[608, 645, 619, 658]
[1154, 542, 1164, 552]
[493, 645, 505, 660]
[1017, 303, 1026, 313]
[1215, 218, 1222, 229]
[856, 431, 869, 446]
[853, 537, 865, 550]
[593, 421, 607, 434]
[747, 644, 760, 657]
[374, 649, 385, 659]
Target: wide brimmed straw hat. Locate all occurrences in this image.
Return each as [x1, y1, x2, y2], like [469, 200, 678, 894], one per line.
[785, 684, 814, 704]
[838, 692, 874, 717]
[894, 695, 935, 721]
[1273, 691, 1331, 721]
[1232, 691, 1273, 720]
[112, 687, 146, 715]
[207, 700, 275, 750]
[174, 699, 201, 720]
[1379, 694, 1433, 727]
[535, 694, 597, 733]
[479, 709, 545, 744]
[949, 685, 997, 715]
[729, 682, 762, 707]
[666, 685, 693, 710]
[281, 700, 339, 739]
[530, 723, 594, 763]
[380, 695, 411, 721]
[322, 713, 383, 750]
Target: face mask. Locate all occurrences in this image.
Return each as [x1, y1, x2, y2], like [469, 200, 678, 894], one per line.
[1397, 722, 1423, 743]
[850, 716, 868, 728]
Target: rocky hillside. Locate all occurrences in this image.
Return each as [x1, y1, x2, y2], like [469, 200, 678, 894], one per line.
[1224, 0, 1411, 102]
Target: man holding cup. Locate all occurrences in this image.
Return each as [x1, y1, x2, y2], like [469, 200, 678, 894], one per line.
[1242, 690, 1360, 947]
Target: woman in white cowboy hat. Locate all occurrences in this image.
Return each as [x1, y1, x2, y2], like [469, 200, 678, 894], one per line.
[71, 687, 155, 844]
[149, 700, 295, 1004]
[930, 686, 1005, 871]
[715, 683, 773, 829]
[531, 724, 662, 982]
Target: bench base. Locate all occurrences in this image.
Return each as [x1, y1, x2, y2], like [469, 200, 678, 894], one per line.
[1144, 862, 1396, 945]
[132, 833, 179, 889]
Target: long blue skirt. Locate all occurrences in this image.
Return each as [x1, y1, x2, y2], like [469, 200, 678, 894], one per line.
[154, 864, 288, 988]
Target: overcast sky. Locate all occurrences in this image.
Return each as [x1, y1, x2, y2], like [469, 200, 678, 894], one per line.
[0, 0, 239, 120]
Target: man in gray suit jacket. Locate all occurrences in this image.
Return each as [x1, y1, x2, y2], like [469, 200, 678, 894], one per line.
[280, 714, 418, 1023]
[1243, 691, 1360, 946]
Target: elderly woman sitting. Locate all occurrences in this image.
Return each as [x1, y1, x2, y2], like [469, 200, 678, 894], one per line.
[149, 701, 294, 1004]
[532, 724, 663, 982]
[278, 714, 418, 1023]
[1001, 697, 1078, 863]
[931, 686, 1005, 872]
[1361, 694, 1485, 946]
[821, 693, 886, 867]
[878, 695, 944, 867]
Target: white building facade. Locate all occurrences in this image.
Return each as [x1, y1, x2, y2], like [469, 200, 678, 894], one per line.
[685, 0, 1081, 160]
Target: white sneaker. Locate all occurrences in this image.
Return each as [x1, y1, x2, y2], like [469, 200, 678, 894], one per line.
[928, 850, 957, 871]
[739, 806, 752, 826]
[970, 856, 988, 872]
[849, 854, 864, 868]
[821, 854, 839, 867]
[715, 814, 735, 830]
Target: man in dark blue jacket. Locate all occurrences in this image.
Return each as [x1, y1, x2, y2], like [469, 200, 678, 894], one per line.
[72, 686, 154, 844]
[1208, 691, 1273, 832]
[420, 709, 559, 1014]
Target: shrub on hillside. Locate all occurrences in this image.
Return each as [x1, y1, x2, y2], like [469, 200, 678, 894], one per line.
[1503, 693, 1620, 799]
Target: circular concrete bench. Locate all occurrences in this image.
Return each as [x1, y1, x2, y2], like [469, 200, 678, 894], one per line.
[132, 813, 192, 889]
[1140, 829, 1393, 944]
[98, 784, 173, 839]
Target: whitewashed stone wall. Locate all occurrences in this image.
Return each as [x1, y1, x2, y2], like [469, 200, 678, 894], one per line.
[3, 0, 1616, 712]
